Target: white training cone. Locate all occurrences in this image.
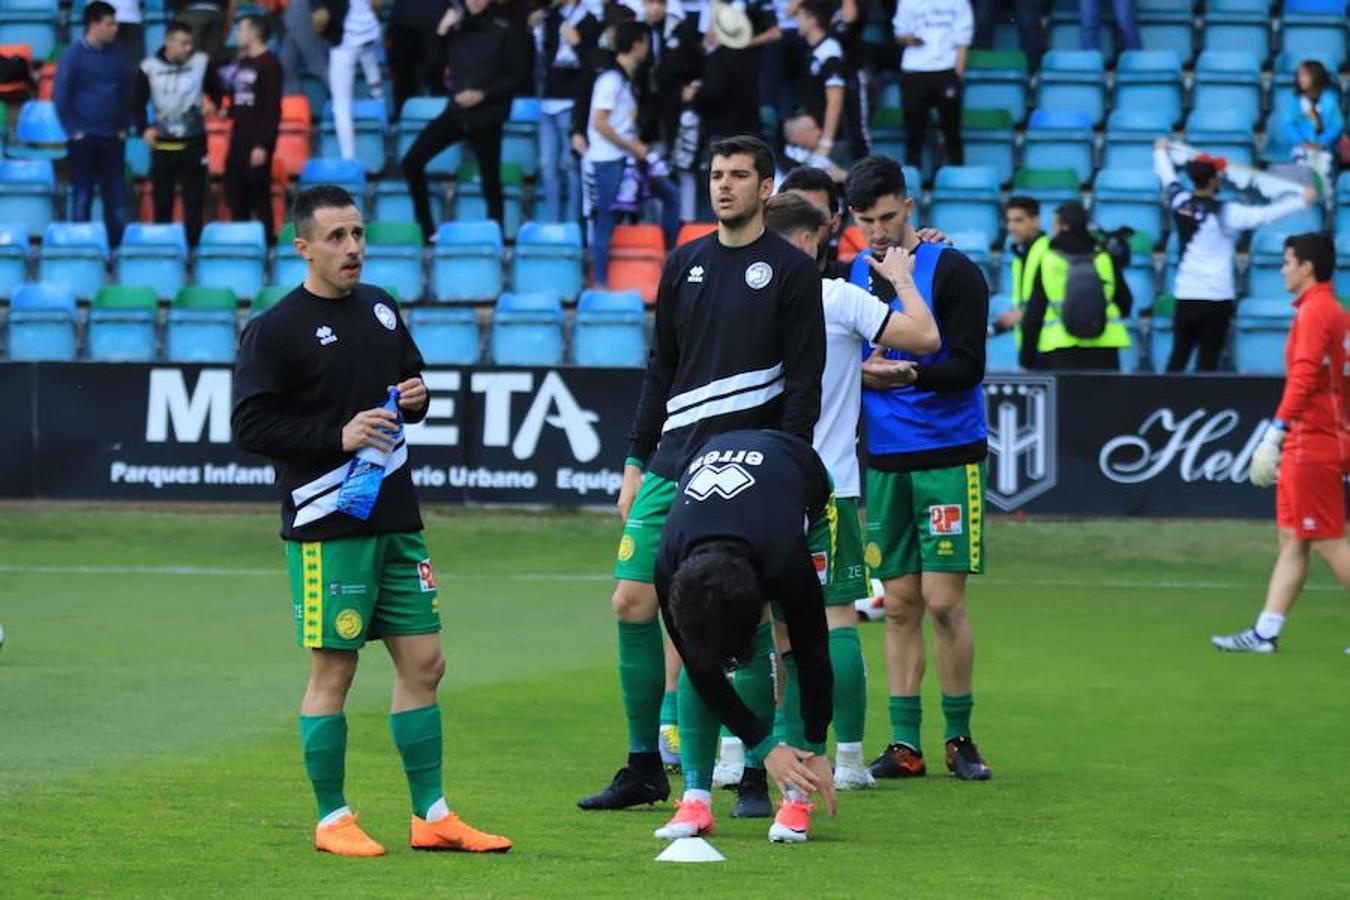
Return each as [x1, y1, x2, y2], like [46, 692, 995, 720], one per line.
[655, 837, 725, 863]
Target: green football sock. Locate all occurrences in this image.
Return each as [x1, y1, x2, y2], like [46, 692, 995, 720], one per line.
[942, 693, 974, 742]
[390, 704, 446, 819]
[299, 714, 348, 820]
[829, 627, 867, 744]
[733, 623, 775, 768]
[659, 690, 678, 727]
[676, 667, 720, 790]
[618, 619, 664, 753]
[781, 653, 804, 748]
[888, 695, 922, 753]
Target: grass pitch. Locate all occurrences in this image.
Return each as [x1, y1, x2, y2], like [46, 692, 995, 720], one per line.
[1, 507, 1347, 898]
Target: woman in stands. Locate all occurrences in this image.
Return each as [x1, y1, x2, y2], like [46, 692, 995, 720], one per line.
[1281, 59, 1343, 175]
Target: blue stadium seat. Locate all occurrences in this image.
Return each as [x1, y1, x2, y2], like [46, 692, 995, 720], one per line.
[0, 223, 29, 300]
[1271, 50, 1341, 93]
[116, 222, 187, 300]
[985, 331, 1018, 372]
[1136, 0, 1195, 62]
[1103, 108, 1174, 170]
[165, 287, 237, 363]
[124, 136, 152, 179]
[299, 158, 367, 214]
[1237, 297, 1295, 321]
[8, 100, 67, 160]
[1271, 203, 1324, 234]
[963, 50, 1029, 123]
[1035, 51, 1106, 124]
[572, 289, 646, 367]
[490, 291, 565, 366]
[408, 306, 480, 365]
[930, 166, 1001, 238]
[1279, 0, 1347, 69]
[195, 221, 267, 299]
[432, 220, 503, 303]
[1092, 168, 1162, 240]
[0, 9, 59, 60]
[396, 97, 463, 177]
[7, 281, 77, 361]
[38, 221, 109, 299]
[1022, 110, 1095, 183]
[373, 181, 416, 225]
[0, 159, 55, 231]
[1113, 51, 1183, 126]
[511, 221, 583, 302]
[962, 109, 1016, 185]
[454, 165, 524, 240]
[503, 97, 540, 179]
[1234, 322, 1289, 374]
[319, 98, 388, 175]
[1245, 229, 1289, 301]
[1202, 0, 1271, 59]
[363, 222, 425, 304]
[1124, 263, 1157, 314]
[1184, 107, 1253, 167]
[1192, 52, 1263, 127]
[87, 285, 158, 362]
[1334, 232, 1350, 298]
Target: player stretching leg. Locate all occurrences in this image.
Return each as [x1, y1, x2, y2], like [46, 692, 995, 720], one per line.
[577, 135, 826, 810]
[233, 186, 510, 856]
[842, 157, 994, 782]
[1212, 233, 1350, 653]
[654, 431, 839, 843]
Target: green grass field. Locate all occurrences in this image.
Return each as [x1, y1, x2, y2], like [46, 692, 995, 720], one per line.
[2, 507, 1347, 898]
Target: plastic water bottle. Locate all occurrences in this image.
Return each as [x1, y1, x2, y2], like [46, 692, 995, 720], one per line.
[335, 387, 403, 521]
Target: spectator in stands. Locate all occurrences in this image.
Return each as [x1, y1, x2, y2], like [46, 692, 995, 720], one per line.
[782, 114, 848, 181]
[691, 0, 780, 143]
[55, 1, 131, 248]
[830, 0, 872, 160]
[540, 0, 603, 223]
[1078, 0, 1140, 52]
[495, 0, 540, 99]
[110, 0, 145, 84]
[1282, 60, 1344, 169]
[172, 0, 234, 61]
[795, 1, 846, 163]
[1018, 201, 1133, 371]
[135, 21, 222, 247]
[637, 0, 700, 158]
[995, 195, 1048, 340]
[971, 0, 1041, 63]
[388, 0, 450, 114]
[1153, 139, 1317, 372]
[222, 14, 283, 241]
[892, 0, 971, 168]
[281, 0, 330, 95]
[316, 0, 385, 163]
[402, 0, 523, 241]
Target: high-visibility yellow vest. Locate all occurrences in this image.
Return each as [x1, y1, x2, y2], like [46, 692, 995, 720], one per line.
[1035, 249, 1131, 352]
[1010, 234, 1050, 349]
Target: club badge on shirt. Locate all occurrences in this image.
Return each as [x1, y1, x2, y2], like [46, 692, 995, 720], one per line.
[374, 302, 397, 331]
[745, 261, 773, 290]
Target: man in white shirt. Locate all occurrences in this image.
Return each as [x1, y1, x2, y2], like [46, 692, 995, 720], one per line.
[892, 0, 971, 168]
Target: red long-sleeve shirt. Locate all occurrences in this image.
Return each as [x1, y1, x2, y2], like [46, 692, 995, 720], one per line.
[1274, 282, 1350, 467]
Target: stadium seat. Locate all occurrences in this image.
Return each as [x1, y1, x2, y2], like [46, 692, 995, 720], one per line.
[431, 219, 503, 303]
[0, 222, 29, 299]
[1136, 0, 1195, 62]
[1202, 0, 1270, 59]
[7, 281, 77, 361]
[868, 106, 905, 162]
[281, 93, 312, 125]
[503, 97, 540, 179]
[1012, 167, 1081, 208]
[1092, 168, 1162, 240]
[1035, 51, 1106, 124]
[195, 221, 267, 299]
[963, 50, 1028, 123]
[961, 108, 1016, 185]
[251, 284, 290, 317]
[397, 97, 462, 177]
[1046, 10, 1110, 57]
[38, 221, 108, 299]
[0, 6, 58, 60]
[1113, 51, 1183, 127]
[116, 222, 187, 301]
[1237, 297, 1295, 321]
[837, 225, 866, 263]
[1334, 173, 1350, 238]
[8, 99, 66, 159]
[0, 158, 55, 230]
[1103, 108, 1174, 170]
[676, 222, 717, 246]
[1279, 0, 1347, 69]
[408, 306, 480, 364]
[1245, 229, 1289, 301]
[946, 230, 994, 283]
[512, 221, 583, 302]
[87, 285, 158, 362]
[1234, 318, 1289, 375]
[1184, 108, 1253, 168]
[362, 221, 425, 303]
[272, 223, 307, 290]
[607, 224, 666, 304]
[273, 123, 312, 180]
[454, 162, 524, 240]
[1021, 111, 1095, 183]
[165, 286, 237, 363]
[490, 291, 565, 366]
[298, 158, 367, 214]
[1271, 50, 1341, 94]
[1191, 52, 1263, 128]
[1149, 311, 1175, 373]
[1333, 232, 1350, 298]
[985, 330, 1018, 372]
[319, 98, 388, 175]
[572, 290, 646, 367]
[373, 181, 416, 225]
[930, 166, 1001, 239]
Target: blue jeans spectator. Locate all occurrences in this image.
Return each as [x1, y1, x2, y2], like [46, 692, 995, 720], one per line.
[973, 0, 1044, 62]
[591, 158, 681, 285]
[1079, 0, 1142, 52]
[539, 106, 581, 223]
[68, 135, 127, 247]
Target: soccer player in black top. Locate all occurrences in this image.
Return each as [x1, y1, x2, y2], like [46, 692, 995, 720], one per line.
[233, 185, 511, 857]
[653, 429, 838, 843]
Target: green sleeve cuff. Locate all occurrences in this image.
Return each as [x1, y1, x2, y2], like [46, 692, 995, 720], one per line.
[624, 456, 645, 471]
[749, 734, 778, 763]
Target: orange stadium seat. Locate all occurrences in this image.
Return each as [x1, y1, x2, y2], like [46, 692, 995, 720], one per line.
[837, 225, 867, 262]
[676, 222, 716, 246]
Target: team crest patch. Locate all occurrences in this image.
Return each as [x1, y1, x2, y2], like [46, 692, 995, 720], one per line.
[417, 559, 437, 592]
[618, 534, 636, 562]
[864, 542, 882, 569]
[335, 608, 363, 640]
[744, 261, 773, 290]
[373, 302, 398, 331]
[812, 551, 829, 585]
[929, 505, 964, 536]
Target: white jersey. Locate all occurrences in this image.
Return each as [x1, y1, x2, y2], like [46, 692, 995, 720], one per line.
[814, 278, 891, 499]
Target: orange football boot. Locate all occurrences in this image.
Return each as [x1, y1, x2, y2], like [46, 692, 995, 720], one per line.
[410, 813, 513, 853]
[315, 814, 386, 857]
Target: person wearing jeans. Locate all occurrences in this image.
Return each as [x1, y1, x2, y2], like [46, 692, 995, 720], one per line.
[1079, 0, 1141, 52]
[326, 0, 384, 162]
[539, 0, 601, 223]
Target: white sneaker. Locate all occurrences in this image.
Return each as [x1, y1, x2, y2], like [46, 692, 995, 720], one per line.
[712, 738, 745, 788]
[1211, 629, 1278, 654]
[833, 762, 876, 791]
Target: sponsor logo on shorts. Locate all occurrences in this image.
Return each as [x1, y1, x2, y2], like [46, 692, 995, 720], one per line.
[618, 534, 636, 562]
[937, 539, 955, 557]
[929, 505, 964, 536]
[335, 608, 363, 640]
[417, 559, 437, 592]
[812, 551, 829, 585]
[328, 581, 368, 596]
[864, 542, 882, 569]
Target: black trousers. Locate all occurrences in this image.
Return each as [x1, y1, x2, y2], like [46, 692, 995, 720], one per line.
[150, 138, 208, 246]
[844, 68, 871, 159]
[900, 69, 963, 168]
[389, 25, 447, 117]
[1167, 299, 1234, 372]
[1038, 347, 1121, 371]
[402, 108, 503, 241]
[224, 143, 274, 241]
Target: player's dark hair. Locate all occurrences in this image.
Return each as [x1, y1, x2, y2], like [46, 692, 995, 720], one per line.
[780, 166, 840, 216]
[603, 1, 636, 27]
[1185, 160, 1218, 190]
[613, 21, 648, 55]
[237, 12, 270, 42]
[1284, 232, 1335, 283]
[293, 185, 358, 238]
[764, 192, 827, 242]
[670, 541, 763, 673]
[83, 0, 116, 28]
[1054, 200, 1090, 235]
[710, 135, 776, 184]
[1006, 195, 1039, 217]
[165, 19, 193, 39]
[798, 0, 832, 31]
[845, 155, 907, 211]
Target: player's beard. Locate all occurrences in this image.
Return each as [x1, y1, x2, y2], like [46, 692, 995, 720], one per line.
[717, 196, 761, 230]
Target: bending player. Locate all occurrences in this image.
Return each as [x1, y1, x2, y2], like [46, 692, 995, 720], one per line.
[655, 429, 839, 843]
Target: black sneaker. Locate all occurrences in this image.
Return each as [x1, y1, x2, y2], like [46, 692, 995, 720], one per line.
[577, 761, 670, 810]
[730, 766, 772, 818]
[868, 742, 927, 779]
[945, 736, 992, 781]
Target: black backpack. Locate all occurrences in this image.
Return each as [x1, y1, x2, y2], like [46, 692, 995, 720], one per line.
[1060, 253, 1108, 339]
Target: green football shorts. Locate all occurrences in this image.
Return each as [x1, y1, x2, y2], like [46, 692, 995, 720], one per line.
[287, 531, 441, 650]
[824, 496, 869, 605]
[614, 473, 679, 583]
[864, 462, 986, 579]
